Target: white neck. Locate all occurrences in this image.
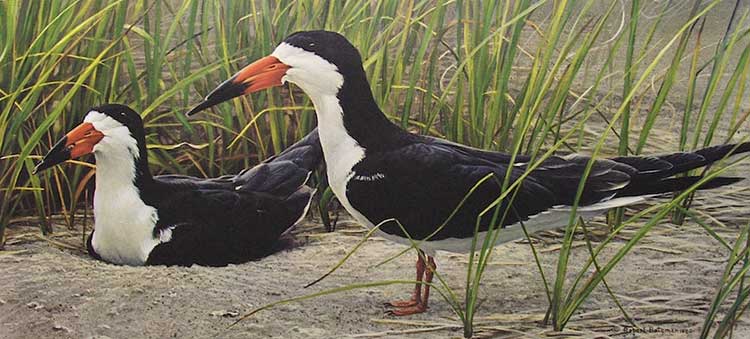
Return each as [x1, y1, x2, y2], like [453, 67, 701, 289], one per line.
[92, 149, 160, 266]
[309, 94, 363, 189]
[307, 93, 381, 233]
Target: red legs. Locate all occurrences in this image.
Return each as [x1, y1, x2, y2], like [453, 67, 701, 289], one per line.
[386, 254, 425, 307]
[422, 256, 436, 306]
[386, 251, 437, 316]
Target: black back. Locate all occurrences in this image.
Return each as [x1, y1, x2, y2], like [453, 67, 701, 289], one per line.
[143, 131, 320, 266]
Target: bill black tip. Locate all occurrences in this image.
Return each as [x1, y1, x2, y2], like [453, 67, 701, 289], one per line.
[33, 136, 71, 175]
[185, 77, 248, 117]
[32, 160, 51, 175]
[185, 100, 214, 117]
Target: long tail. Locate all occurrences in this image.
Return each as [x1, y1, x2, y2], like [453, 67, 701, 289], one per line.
[234, 129, 322, 197]
[613, 141, 750, 198]
[265, 128, 323, 171]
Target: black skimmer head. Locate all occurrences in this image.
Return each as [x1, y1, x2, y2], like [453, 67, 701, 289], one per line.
[35, 104, 160, 266]
[34, 104, 149, 176]
[186, 30, 366, 116]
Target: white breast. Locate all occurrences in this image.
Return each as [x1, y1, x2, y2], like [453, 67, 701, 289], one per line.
[92, 183, 160, 266]
[309, 95, 379, 228]
[88, 125, 161, 266]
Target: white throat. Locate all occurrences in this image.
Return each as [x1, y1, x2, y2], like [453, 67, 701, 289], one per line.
[85, 111, 160, 266]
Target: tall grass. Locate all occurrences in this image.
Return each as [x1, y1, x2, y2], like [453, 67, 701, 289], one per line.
[2, 0, 749, 337]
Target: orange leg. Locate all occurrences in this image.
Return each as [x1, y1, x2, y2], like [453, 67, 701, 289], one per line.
[386, 253, 425, 307]
[387, 254, 437, 316]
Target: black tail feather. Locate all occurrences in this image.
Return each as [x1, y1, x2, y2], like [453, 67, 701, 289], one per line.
[265, 128, 323, 171]
[693, 141, 750, 165]
[659, 142, 750, 175]
[231, 129, 321, 198]
[612, 142, 750, 178]
[611, 141, 749, 198]
[617, 176, 744, 197]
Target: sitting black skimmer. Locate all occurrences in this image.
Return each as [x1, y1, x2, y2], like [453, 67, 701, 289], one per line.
[34, 104, 322, 266]
[186, 30, 750, 315]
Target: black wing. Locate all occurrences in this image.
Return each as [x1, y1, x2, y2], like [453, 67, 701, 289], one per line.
[142, 130, 322, 266]
[346, 142, 558, 241]
[264, 128, 323, 171]
[347, 138, 748, 242]
[424, 135, 532, 165]
[144, 162, 314, 266]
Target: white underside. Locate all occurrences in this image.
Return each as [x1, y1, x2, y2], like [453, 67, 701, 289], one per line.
[410, 196, 651, 255]
[344, 196, 648, 256]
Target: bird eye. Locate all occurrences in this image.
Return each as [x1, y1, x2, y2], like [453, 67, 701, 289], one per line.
[309, 42, 315, 48]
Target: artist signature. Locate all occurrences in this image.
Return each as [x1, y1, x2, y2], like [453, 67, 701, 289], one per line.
[617, 326, 694, 335]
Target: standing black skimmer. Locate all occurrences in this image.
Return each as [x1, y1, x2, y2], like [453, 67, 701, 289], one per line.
[186, 30, 750, 315]
[34, 104, 322, 266]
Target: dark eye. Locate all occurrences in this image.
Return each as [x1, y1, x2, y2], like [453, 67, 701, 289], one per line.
[309, 42, 315, 48]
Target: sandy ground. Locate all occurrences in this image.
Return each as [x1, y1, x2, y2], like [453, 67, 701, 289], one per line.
[2, 176, 749, 339]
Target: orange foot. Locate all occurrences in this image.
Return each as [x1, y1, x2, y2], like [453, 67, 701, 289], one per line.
[384, 253, 436, 316]
[385, 298, 419, 308]
[386, 302, 427, 316]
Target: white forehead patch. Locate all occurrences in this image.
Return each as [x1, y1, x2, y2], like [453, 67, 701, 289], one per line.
[84, 110, 124, 131]
[83, 110, 139, 159]
[271, 42, 338, 73]
[271, 42, 344, 96]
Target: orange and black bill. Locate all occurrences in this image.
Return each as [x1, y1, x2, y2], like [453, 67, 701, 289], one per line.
[33, 122, 104, 174]
[186, 56, 290, 116]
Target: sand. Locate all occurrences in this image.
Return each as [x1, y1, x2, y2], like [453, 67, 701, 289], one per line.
[2, 178, 749, 339]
